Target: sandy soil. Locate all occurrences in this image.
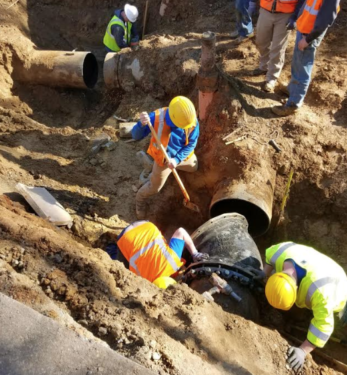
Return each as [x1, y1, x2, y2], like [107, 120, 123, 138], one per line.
[0, 0, 346, 373]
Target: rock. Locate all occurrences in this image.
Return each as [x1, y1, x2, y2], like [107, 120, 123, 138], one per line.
[89, 158, 97, 166]
[54, 254, 63, 263]
[149, 340, 157, 349]
[98, 327, 108, 336]
[152, 352, 161, 361]
[132, 185, 138, 192]
[78, 320, 89, 326]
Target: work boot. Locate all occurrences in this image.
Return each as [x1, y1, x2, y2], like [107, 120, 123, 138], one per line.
[234, 32, 254, 44]
[135, 200, 147, 220]
[263, 80, 277, 93]
[230, 30, 239, 39]
[253, 68, 267, 76]
[271, 104, 299, 116]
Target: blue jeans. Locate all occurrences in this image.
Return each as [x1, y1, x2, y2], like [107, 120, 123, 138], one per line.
[287, 31, 326, 108]
[235, 0, 253, 37]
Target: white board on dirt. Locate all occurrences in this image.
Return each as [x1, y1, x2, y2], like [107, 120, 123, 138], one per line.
[15, 183, 73, 227]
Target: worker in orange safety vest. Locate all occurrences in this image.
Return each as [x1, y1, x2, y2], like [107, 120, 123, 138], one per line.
[272, 0, 340, 115]
[132, 96, 199, 219]
[107, 221, 208, 286]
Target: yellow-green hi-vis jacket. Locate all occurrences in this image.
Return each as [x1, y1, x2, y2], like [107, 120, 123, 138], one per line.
[266, 242, 347, 348]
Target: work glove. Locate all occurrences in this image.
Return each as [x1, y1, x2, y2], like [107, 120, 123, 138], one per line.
[286, 17, 296, 30]
[140, 112, 150, 126]
[192, 252, 209, 263]
[247, 1, 257, 16]
[165, 158, 178, 170]
[287, 346, 306, 372]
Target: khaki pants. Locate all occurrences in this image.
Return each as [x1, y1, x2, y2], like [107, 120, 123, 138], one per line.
[136, 154, 198, 205]
[256, 8, 292, 82]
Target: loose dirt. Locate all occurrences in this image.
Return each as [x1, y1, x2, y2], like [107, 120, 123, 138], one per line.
[0, 0, 346, 374]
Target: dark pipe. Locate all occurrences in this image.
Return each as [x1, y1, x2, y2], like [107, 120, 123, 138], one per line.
[191, 213, 263, 269]
[14, 51, 98, 89]
[185, 213, 262, 321]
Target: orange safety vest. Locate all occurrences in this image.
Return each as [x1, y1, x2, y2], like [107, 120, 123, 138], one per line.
[147, 107, 195, 167]
[260, 0, 299, 13]
[297, 0, 340, 34]
[117, 221, 184, 282]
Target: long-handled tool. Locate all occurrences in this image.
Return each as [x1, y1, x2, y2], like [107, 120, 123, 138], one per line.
[145, 120, 201, 213]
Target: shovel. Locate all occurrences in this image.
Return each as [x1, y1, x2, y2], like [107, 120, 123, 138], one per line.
[145, 120, 201, 214]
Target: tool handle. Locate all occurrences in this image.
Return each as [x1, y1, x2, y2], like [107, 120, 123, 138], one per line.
[146, 120, 191, 202]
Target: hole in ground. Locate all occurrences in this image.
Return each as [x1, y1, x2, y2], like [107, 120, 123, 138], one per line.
[210, 199, 270, 237]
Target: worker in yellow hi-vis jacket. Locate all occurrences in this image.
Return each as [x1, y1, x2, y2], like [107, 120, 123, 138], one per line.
[261, 242, 347, 371]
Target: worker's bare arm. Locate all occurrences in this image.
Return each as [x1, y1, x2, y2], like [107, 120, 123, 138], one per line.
[171, 228, 209, 262]
[263, 263, 273, 277]
[300, 339, 316, 354]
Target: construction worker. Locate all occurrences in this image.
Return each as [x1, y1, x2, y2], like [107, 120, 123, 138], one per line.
[263, 242, 347, 371]
[132, 96, 199, 219]
[255, 0, 304, 92]
[230, 0, 255, 44]
[103, 4, 140, 53]
[108, 220, 208, 287]
[271, 0, 340, 115]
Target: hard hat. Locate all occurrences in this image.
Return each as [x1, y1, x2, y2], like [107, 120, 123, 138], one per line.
[265, 272, 297, 311]
[168, 96, 197, 129]
[124, 4, 139, 23]
[153, 276, 177, 289]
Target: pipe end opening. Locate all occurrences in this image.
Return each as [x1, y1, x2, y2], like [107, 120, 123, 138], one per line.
[83, 53, 98, 88]
[210, 199, 270, 237]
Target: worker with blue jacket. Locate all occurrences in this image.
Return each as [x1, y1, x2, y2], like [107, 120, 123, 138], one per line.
[103, 4, 140, 52]
[132, 96, 199, 219]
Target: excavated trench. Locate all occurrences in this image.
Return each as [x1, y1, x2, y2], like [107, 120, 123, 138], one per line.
[1, 0, 347, 374]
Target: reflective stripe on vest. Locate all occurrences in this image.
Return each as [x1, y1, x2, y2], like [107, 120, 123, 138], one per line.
[305, 277, 339, 308]
[270, 242, 295, 266]
[296, 0, 322, 34]
[153, 108, 166, 150]
[129, 238, 180, 275]
[260, 0, 299, 13]
[122, 220, 148, 237]
[309, 323, 330, 342]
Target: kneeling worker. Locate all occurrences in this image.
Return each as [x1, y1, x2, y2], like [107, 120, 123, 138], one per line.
[103, 4, 140, 52]
[132, 96, 199, 219]
[109, 220, 208, 288]
[263, 242, 347, 371]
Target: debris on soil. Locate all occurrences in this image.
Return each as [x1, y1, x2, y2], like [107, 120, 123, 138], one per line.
[0, 0, 346, 374]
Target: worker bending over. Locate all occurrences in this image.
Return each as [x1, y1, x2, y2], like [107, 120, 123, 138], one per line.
[132, 96, 199, 219]
[103, 4, 140, 53]
[109, 220, 208, 288]
[263, 242, 347, 371]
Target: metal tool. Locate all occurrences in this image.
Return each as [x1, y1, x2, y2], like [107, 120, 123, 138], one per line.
[225, 135, 247, 146]
[202, 273, 242, 302]
[268, 139, 281, 152]
[145, 120, 201, 213]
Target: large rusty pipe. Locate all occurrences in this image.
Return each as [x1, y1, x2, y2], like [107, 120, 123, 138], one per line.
[197, 31, 218, 121]
[14, 51, 98, 89]
[103, 48, 199, 98]
[209, 148, 276, 237]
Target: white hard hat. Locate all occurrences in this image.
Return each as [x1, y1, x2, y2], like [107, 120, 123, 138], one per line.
[124, 4, 139, 23]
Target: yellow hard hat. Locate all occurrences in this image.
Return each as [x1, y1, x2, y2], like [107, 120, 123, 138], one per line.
[153, 276, 177, 289]
[265, 272, 297, 310]
[168, 96, 197, 129]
